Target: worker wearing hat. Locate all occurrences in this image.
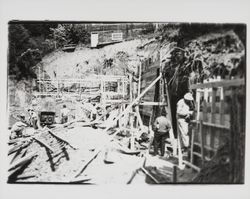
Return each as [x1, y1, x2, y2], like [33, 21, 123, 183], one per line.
[177, 92, 194, 152]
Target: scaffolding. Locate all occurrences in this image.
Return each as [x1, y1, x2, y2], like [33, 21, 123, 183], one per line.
[35, 75, 129, 104]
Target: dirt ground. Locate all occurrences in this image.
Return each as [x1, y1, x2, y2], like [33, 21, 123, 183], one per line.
[8, 123, 197, 184]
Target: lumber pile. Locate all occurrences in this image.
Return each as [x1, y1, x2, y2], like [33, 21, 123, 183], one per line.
[7, 128, 77, 182]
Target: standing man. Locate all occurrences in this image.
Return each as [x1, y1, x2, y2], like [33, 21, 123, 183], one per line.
[60, 104, 70, 124]
[28, 108, 39, 129]
[176, 92, 194, 153]
[153, 109, 172, 157]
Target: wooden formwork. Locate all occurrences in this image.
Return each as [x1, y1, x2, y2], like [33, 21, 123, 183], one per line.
[139, 54, 162, 125]
[189, 78, 245, 169]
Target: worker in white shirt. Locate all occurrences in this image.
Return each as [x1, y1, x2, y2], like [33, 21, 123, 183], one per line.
[10, 114, 27, 139]
[176, 92, 194, 152]
[153, 109, 172, 156]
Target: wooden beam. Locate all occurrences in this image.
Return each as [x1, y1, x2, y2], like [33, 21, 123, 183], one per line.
[176, 117, 184, 169]
[190, 78, 245, 89]
[141, 167, 160, 184]
[182, 160, 201, 172]
[9, 151, 37, 171]
[192, 152, 211, 161]
[48, 130, 77, 150]
[103, 74, 162, 133]
[8, 141, 32, 156]
[190, 128, 195, 165]
[127, 169, 139, 184]
[191, 120, 230, 130]
[33, 137, 55, 153]
[172, 165, 177, 183]
[74, 149, 101, 178]
[199, 121, 205, 166]
[194, 142, 216, 152]
[139, 102, 167, 106]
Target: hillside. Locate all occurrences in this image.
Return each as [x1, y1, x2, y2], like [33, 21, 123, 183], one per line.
[39, 39, 143, 80]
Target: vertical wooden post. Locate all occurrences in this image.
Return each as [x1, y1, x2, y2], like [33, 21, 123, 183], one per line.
[163, 78, 176, 156]
[172, 165, 177, 183]
[129, 74, 133, 102]
[190, 128, 195, 164]
[138, 61, 142, 97]
[210, 87, 217, 156]
[135, 108, 143, 128]
[100, 78, 104, 104]
[218, 87, 225, 147]
[191, 89, 201, 165]
[122, 78, 125, 100]
[203, 100, 207, 122]
[130, 112, 135, 150]
[177, 114, 184, 169]
[200, 120, 205, 166]
[57, 79, 59, 97]
[135, 61, 142, 128]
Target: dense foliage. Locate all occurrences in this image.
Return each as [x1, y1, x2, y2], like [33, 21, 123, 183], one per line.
[157, 23, 246, 137]
[8, 23, 90, 81]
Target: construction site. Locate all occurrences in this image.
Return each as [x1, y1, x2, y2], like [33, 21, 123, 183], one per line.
[7, 22, 246, 184]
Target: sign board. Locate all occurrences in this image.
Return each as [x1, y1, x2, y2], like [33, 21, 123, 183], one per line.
[111, 32, 123, 41]
[91, 32, 99, 47]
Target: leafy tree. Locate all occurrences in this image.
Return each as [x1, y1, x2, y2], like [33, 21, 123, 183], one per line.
[72, 24, 90, 44]
[49, 24, 90, 48]
[49, 24, 67, 48]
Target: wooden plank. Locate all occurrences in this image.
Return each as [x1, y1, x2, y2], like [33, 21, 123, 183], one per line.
[211, 88, 217, 122]
[74, 149, 101, 178]
[177, 119, 184, 168]
[192, 152, 211, 161]
[139, 101, 167, 106]
[141, 167, 160, 184]
[33, 137, 55, 153]
[191, 120, 230, 130]
[183, 160, 201, 172]
[9, 151, 37, 171]
[218, 88, 225, 147]
[190, 78, 245, 89]
[209, 88, 217, 154]
[200, 121, 205, 166]
[202, 100, 208, 122]
[48, 130, 77, 150]
[190, 128, 195, 164]
[135, 108, 144, 129]
[127, 169, 139, 184]
[172, 165, 177, 183]
[194, 142, 216, 152]
[191, 90, 201, 164]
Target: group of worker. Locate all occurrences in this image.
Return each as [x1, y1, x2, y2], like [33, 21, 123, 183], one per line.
[152, 92, 194, 158]
[59, 100, 120, 127]
[10, 91, 194, 159]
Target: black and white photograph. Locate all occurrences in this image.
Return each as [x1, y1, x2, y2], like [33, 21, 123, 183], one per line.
[6, 21, 246, 184]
